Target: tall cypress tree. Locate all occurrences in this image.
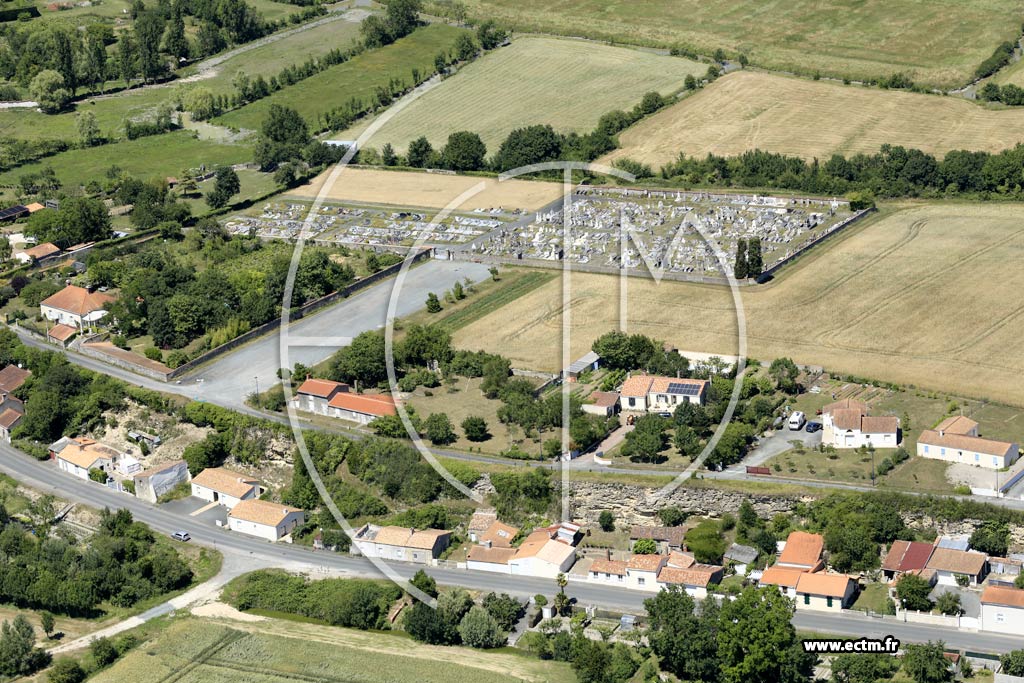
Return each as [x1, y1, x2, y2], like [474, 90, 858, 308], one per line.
[734, 238, 748, 279]
[747, 237, 763, 279]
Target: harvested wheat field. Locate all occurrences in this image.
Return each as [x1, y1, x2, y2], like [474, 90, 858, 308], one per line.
[453, 202, 1024, 405]
[286, 167, 563, 211]
[345, 36, 704, 152]
[601, 71, 1024, 168]
[461, 0, 1020, 88]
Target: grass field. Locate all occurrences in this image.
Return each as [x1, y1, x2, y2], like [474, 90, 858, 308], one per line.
[601, 70, 1024, 167]
[0, 131, 250, 196]
[452, 202, 1024, 406]
[216, 23, 468, 131]
[286, 167, 563, 210]
[456, 0, 1021, 88]
[343, 36, 704, 152]
[92, 617, 575, 683]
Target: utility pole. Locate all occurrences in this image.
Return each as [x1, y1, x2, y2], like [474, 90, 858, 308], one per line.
[254, 376, 259, 396]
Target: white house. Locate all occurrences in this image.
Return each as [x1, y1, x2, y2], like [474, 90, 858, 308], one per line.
[190, 467, 261, 509]
[133, 460, 190, 503]
[625, 554, 667, 591]
[588, 558, 628, 585]
[466, 546, 517, 573]
[327, 392, 397, 426]
[292, 378, 349, 416]
[981, 585, 1024, 636]
[657, 563, 724, 599]
[925, 547, 988, 586]
[758, 565, 805, 599]
[619, 374, 710, 412]
[50, 437, 121, 480]
[917, 416, 1019, 470]
[509, 529, 577, 578]
[794, 572, 856, 612]
[724, 543, 759, 576]
[821, 399, 899, 449]
[39, 285, 115, 329]
[227, 499, 305, 541]
[351, 524, 451, 564]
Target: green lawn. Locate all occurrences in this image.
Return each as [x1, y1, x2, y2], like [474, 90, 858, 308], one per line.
[851, 582, 892, 614]
[0, 131, 250, 194]
[216, 23, 469, 131]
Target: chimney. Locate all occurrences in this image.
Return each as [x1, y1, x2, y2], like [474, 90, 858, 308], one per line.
[484, 539, 492, 549]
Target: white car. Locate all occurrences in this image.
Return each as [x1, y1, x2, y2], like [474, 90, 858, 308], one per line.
[788, 411, 806, 430]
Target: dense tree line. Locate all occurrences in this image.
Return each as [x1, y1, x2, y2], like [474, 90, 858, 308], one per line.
[227, 570, 402, 629]
[0, 507, 192, 616]
[656, 143, 1024, 199]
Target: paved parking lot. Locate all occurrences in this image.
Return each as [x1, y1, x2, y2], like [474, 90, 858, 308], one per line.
[159, 496, 228, 529]
[737, 425, 822, 469]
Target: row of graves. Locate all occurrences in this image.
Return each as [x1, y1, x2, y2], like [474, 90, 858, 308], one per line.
[223, 202, 507, 249]
[466, 188, 857, 278]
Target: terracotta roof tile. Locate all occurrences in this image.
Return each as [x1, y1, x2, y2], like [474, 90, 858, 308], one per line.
[590, 559, 627, 575]
[934, 416, 978, 435]
[918, 429, 1015, 458]
[778, 531, 824, 568]
[191, 467, 260, 498]
[796, 572, 854, 598]
[881, 540, 934, 573]
[0, 366, 29, 392]
[295, 378, 348, 398]
[627, 554, 667, 572]
[630, 525, 687, 546]
[0, 408, 21, 430]
[467, 546, 515, 564]
[926, 547, 987, 576]
[24, 243, 60, 259]
[479, 521, 519, 548]
[981, 585, 1024, 608]
[47, 323, 77, 342]
[658, 564, 721, 587]
[228, 499, 303, 527]
[759, 565, 806, 588]
[56, 438, 120, 469]
[327, 392, 396, 417]
[620, 374, 708, 398]
[40, 285, 114, 316]
[822, 398, 867, 414]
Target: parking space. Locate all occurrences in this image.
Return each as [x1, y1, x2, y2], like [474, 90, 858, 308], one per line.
[159, 496, 228, 528]
[737, 425, 822, 469]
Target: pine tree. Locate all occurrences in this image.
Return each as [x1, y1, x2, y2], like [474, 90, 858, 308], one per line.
[734, 238, 748, 279]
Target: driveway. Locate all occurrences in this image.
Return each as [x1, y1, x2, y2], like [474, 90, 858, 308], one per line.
[726, 425, 822, 472]
[930, 584, 981, 618]
[160, 496, 228, 528]
[181, 260, 492, 408]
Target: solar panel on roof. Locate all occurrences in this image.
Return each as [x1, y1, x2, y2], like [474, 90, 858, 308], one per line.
[0, 206, 27, 221]
[667, 382, 700, 396]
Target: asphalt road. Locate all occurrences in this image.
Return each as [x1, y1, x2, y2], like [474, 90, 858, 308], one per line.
[1, 446, 1021, 653]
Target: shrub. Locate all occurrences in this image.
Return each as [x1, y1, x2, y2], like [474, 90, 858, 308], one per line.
[144, 347, 163, 362]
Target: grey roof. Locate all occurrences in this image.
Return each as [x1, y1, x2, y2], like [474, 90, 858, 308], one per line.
[725, 543, 759, 564]
[566, 351, 600, 374]
[936, 536, 970, 552]
[47, 436, 74, 455]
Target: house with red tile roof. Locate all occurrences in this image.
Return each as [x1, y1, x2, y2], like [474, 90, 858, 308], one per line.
[777, 531, 825, 571]
[917, 415, 1018, 470]
[352, 524, 451, 564]
[40, 285, 114, 329]
[925, 547, 988, 586]
[0, 366, 30, 393]
[292, 378, 349, 415]
[881, 540, 935, 580]
[657, 563, 724, 598]
[46, 323, 77, 347]
[758, 565, 806, 599]
[821, 398, 899, 449]
[794, 572, 856, 611]
[619, 374, 710, 412]
[327, 392, 397, 425]
[981, 585, 1024, 636]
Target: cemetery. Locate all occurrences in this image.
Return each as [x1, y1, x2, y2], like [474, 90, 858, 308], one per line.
[461, 187, 862, 280]
[222, 200, 511, 249]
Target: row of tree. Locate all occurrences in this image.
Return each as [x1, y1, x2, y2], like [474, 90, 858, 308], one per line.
[732, 237, 763, 280]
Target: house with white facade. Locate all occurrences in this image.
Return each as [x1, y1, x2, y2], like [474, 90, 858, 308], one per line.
[917, 416, 1019, 470]
[508, 526, 578, 578]
[292, 378, 349, 416]
[794, 572, 856, 612]
[133, 460, 190, 503]
[981, 585, 1024, 636]
[925, 547, 988, 586]
[619, 374, 710, 412]
[190, 467, 261, 509]
[657, 563, 724, 599]
[228, 499, 305, 541]
[39, 285, 115, 329]
[821, 399, 899, 449]
[327, 392, 397, 426]
[466, 546, 517, 573]
[351, 524, 451, 564]
[49, 437, 122, 480]
[758, 565, 805, 599]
